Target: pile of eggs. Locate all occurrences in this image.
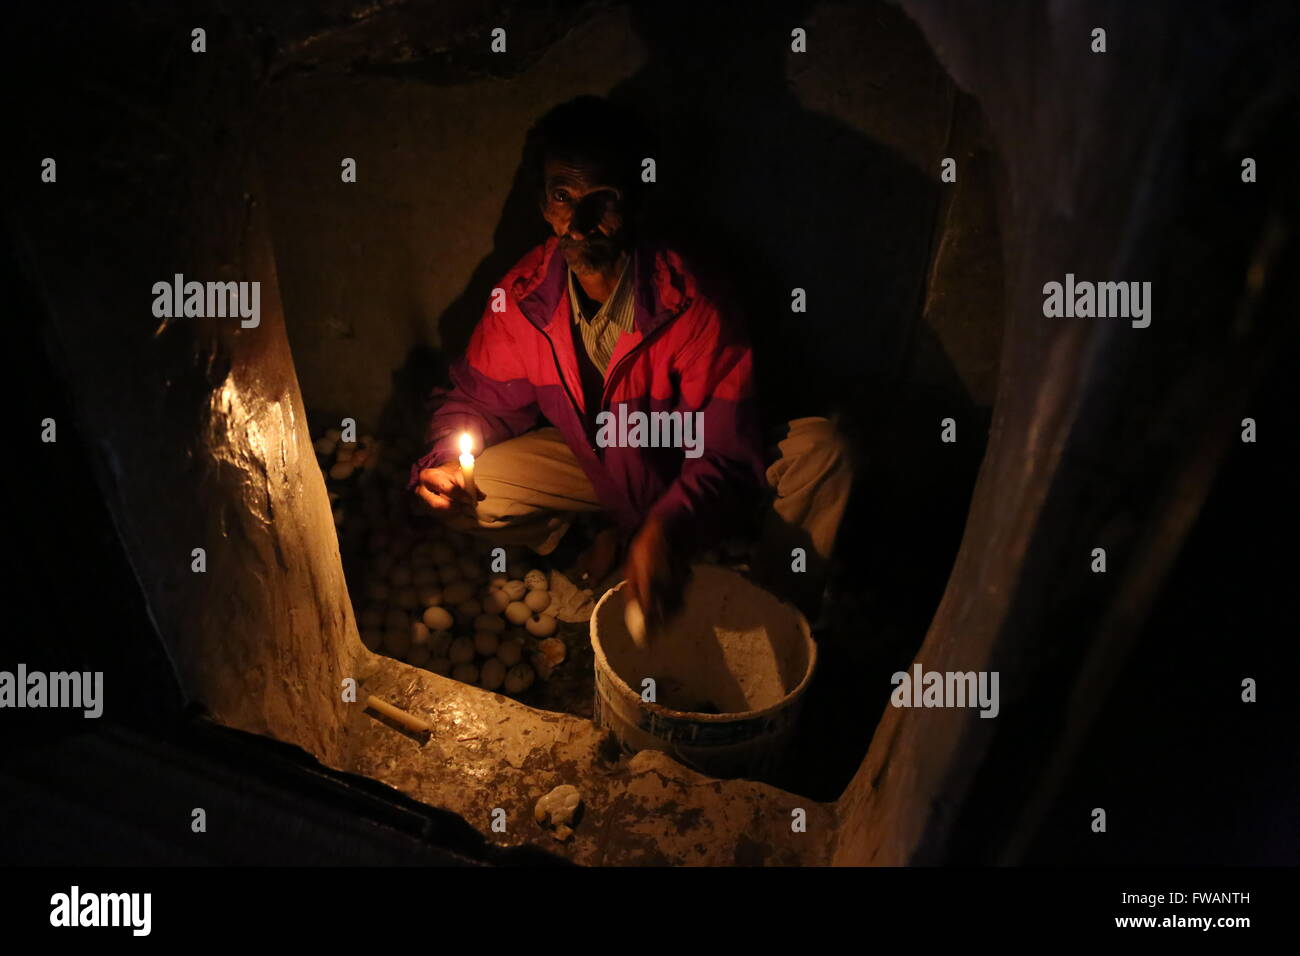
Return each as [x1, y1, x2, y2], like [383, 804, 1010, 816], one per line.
[313, 422, 567, 697]
[313, 427, 390, 534]
[357, 549, 565, 694]
[314, 427, 377, 481]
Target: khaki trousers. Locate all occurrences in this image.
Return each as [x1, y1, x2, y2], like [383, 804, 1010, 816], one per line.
[443, 417, 853, 613]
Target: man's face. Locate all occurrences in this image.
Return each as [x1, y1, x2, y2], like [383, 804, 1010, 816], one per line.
[540, 153, 629, 275]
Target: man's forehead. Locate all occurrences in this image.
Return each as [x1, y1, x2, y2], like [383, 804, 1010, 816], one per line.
[544, 153, 619, 188]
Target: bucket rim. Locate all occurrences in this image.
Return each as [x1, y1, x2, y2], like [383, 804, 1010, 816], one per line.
[589, 567, 819, 724]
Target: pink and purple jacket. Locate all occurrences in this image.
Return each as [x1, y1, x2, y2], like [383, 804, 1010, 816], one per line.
[407, 236, 767, 550]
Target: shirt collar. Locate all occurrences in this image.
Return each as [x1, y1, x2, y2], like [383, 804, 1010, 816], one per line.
[568, 252, 633, 329]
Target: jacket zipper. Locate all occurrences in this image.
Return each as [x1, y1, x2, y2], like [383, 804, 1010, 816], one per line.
[534, 324, 588, 445]
[534, 317, 673, 456]
[525, 247, 682, 451]
[599, 318, 673, 411]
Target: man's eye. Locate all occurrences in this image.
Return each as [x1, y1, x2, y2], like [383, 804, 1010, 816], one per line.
[552, 190, 569, 203]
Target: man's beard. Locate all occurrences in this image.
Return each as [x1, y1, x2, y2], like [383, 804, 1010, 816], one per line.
[561, 232, 625, 274]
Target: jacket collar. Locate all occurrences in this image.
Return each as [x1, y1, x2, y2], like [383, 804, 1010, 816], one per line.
[515, 236, 690, 338]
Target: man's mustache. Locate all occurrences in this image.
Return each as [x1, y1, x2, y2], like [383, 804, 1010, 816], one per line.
[561, 234, 623, 269]
[561, 232, 617, 252]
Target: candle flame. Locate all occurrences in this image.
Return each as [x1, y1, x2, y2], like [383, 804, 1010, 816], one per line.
[458, 432, 473, 457]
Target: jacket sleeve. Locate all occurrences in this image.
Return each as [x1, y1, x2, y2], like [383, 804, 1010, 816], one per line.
[645, 299, 768, 553]
[407, 306, 540, 491]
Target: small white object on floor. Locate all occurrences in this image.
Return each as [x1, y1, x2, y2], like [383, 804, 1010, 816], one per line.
[534, 784, 581, 841]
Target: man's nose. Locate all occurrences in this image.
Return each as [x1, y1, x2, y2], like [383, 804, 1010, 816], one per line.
[568, 196, 604, 239]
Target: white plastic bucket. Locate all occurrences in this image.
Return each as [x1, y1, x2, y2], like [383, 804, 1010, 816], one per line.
[590, 565, 816, 780]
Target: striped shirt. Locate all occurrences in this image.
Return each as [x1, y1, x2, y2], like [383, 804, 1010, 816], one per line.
[567, 253, 635, 375]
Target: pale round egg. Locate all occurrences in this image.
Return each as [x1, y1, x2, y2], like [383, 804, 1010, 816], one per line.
[480, 658, 506, 691]
[451, 662, 479, 684]
[504, 663, 535, 694]
[525, 613, 558, 638]
[422, 606, 453, 631]
[448, 636, 476, 665]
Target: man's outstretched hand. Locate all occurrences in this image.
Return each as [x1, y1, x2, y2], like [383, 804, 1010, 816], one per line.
[415, 463, 483, 514]
[622, 514, 689, 638]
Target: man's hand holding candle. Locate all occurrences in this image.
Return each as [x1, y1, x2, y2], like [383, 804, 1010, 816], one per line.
[414, 462, 481, 513]
[415, 434, 484, 514]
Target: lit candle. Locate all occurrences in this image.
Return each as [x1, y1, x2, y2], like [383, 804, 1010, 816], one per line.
[458, 432, 477, 504]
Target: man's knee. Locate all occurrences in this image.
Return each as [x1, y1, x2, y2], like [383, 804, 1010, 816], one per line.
[466, 438, 541, 525]
[778, 417, 855, 492]
[472, 442, 520, 491]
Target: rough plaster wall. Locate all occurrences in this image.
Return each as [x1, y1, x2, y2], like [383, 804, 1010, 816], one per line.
[9, 13, 362, 767]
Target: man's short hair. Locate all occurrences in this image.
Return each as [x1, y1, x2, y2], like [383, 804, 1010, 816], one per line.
[524, 95, 653, 209]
